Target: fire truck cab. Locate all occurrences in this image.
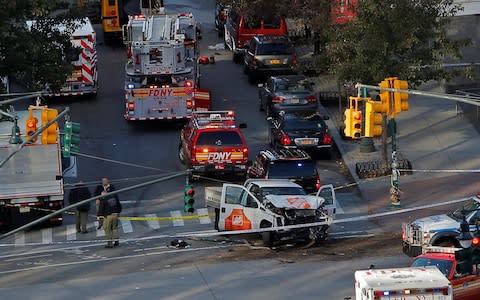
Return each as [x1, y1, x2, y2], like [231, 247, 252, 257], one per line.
[411, 246, 480, 300]
[178, 111, 249, 178]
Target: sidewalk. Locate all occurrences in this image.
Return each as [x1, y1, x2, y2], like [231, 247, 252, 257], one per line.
[319, 80, 480, 233]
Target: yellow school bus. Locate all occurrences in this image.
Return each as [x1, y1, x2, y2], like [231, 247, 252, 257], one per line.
[101, 0, 122, 43]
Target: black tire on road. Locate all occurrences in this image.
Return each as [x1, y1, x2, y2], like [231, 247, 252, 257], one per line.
[214, 208, 220, 230]
[262, 231, 273, 247]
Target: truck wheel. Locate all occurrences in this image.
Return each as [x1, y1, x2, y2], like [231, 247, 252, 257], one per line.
[437, 240, 456, 247]
[214, 208, 219, 230]
[178, 143, 186, 164]
[260, 222, 274, 247]
[233, 53, 242, 63]
[262, 231, 273, 247]
[248, 71, 257, 84]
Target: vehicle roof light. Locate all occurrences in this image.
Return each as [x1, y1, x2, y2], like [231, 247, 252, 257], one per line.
[425, 246, 462, 254]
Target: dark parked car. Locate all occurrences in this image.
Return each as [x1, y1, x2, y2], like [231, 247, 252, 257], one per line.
[247, 148, 321, 193]
[258, 75, 317, 117]
[268, 111, 333, 159]
[243, 35, 297, 84]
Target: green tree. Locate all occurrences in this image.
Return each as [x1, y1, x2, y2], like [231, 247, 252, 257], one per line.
[325, 0, 469, 86]
[0, 0, 83, 92]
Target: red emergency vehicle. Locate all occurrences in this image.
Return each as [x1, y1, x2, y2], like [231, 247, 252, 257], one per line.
[411, 246, 480, 300]
[178, 111, 249, 178]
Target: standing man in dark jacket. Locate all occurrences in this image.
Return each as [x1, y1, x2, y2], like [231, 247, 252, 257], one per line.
[97, 180, 122, 248]
[69, 181, 92, 234]
[94, 177, 117, 229]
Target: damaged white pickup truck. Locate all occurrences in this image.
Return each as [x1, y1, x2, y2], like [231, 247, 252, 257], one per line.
[205, 179, 337, 246]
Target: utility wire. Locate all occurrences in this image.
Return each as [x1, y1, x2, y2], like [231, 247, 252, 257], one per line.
[0, 171, 187, 241]
[72, 151, 172, 172]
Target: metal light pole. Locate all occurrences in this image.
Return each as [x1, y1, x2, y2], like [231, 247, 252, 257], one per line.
[388, 118, 400, 208]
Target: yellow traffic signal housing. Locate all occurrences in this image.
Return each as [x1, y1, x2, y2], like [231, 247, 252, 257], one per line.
[379, 78, 394, 116]
[393, 79, 409, 114]
[344, 108, 353, 137]
[41, 107, 59, 144]
[344, 96, 363, 139]
[351, 109, 362, 139]
[365, 100, 384, 137]
[25, 109, 38, 143]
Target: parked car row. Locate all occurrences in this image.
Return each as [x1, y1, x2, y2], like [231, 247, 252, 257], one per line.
[182, 2, 335, 194]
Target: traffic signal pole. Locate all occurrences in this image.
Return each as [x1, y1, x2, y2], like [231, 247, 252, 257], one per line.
[356, 82, 480, 208]
[0, 107, 70, 169]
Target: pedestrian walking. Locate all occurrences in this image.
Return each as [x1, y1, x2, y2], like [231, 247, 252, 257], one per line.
[68, 181, 91, 234]
[94, 177, 117, 229]
[96, 179, 122, 248]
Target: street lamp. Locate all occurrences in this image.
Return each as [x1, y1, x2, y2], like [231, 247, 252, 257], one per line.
[459, 215, 473, 248]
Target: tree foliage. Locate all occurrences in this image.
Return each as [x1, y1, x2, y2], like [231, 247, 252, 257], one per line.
[326, 0, 469, 86]
[0, 0, 83, 92]
[220, 0, 469, 86]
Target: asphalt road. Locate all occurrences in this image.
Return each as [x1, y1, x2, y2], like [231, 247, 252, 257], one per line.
[1, 0, 370, 248]
[0, 1, 387, 297]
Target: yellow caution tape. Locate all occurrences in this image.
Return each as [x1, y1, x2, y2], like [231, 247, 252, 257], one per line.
[119, 214, 213, 221]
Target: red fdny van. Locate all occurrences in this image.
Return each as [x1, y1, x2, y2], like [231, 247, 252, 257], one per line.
[178, 111, 249, 178]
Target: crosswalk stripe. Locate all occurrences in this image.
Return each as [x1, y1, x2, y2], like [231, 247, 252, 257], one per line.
[14, 232, 25, 246]
[170, 210, 184, 227]
[66, 225, 77, 241]
[120, 219, 133, 233]
[94, 221, 105, 237]
[41, 228, 53, 244]
[145, 214, 160, 229]
[197, 208, 211, 224]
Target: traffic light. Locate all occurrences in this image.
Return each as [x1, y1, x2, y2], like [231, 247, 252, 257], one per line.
[364, 100, 385, 138]
[344, 96, 362, 139]
[393, 79, 409, 114]
[379, 78, 394, 116]
[183, 184, 195, 213]
[63, 121, 81, 157]
[351, 109, 362, 139]
[25, 108, 38, 143]
[41, 107, 59, 144]
[343, 108, 353, 138]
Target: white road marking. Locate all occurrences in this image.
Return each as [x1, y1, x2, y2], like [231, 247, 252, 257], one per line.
[14, 232, 25, 246]
[197, 208, 211, 224]
[120, 219, 133, 233]
[5, 254, 52, 262]
[41, 228, 53, 244]
[94, 221, 105, 237]
[66, 225, 77, 241]
[0, 245, 236, 275]
[145, 214, 160, 229]
[170, 210, 184, 227]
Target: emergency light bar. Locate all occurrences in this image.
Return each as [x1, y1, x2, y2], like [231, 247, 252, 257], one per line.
[192, 111, 235, 122]
[425, 246, 463, 254]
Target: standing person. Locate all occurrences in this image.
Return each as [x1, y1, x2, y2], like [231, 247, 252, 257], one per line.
[68, 181, 91, 234]
[94, 177, 117, 230]
[96, 179, 122, 248]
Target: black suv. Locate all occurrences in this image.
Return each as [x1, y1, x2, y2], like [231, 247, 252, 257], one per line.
[243, 35, 297, 84]
[246, 149, 321, 193]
